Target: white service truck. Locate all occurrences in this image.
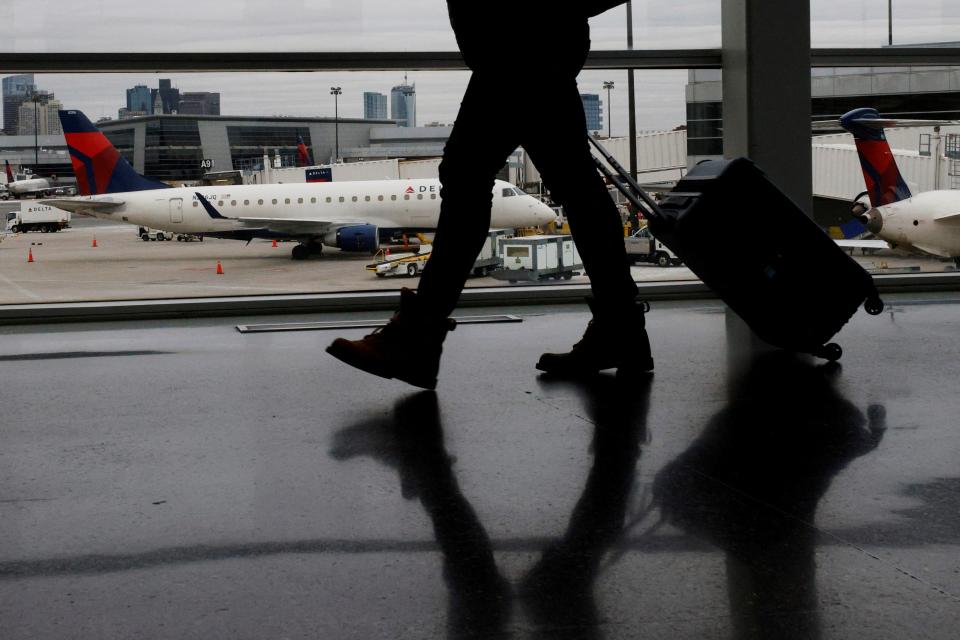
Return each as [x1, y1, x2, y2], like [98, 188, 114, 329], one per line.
[625, 227, 681, 267]
[5, 203, 71, 233]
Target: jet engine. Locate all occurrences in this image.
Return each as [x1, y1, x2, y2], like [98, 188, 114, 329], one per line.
[857, 208, 884, 234]
[324, 224, 379, 252]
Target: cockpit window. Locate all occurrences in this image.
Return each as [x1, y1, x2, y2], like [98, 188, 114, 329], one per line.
[513, 188, 525, 196]
[502, 188, 515, 198]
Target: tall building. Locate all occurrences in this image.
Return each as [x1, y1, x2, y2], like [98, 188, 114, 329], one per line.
[126, 85, 153, 114]
[364, 92, 388, 120]
[18, 92, 64, 136]
[124, 80, 219, 119]
[3, 74, 36, 135]
[391, 80, 416, 128]
[580, 93, 603, 133]
[152, 79, 182, 115]
[178, 92, 221, 116]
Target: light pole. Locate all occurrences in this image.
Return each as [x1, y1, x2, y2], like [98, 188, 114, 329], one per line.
[602, 81, 615, 138]
[330, 86, 342, 163]
[626, 1, 637, 182]
[888, 0, 893, 45]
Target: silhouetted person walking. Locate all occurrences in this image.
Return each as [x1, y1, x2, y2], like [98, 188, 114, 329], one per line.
[328, 2, 651, 389]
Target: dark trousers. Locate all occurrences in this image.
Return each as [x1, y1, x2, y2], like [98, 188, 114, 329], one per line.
[417, 72, 639, 319]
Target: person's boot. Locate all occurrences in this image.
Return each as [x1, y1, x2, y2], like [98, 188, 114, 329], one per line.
[536, 296, 653, 376]
[326, 288, 455, 390]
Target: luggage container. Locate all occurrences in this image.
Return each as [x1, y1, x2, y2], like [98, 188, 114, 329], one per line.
[472, 228, 513, 276]
[491, 234, 582, 282]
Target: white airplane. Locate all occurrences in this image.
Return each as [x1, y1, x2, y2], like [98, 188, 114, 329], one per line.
[3, 160, 54, 199]
[43, 110, 557, 260]
[835, 108, 960, 267]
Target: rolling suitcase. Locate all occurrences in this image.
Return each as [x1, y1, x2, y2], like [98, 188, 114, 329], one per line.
[589, 136, 884, 361]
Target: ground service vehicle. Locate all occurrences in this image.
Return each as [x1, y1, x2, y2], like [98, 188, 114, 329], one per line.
[5, 203, 70, 233]
[625, 227, 682, 267]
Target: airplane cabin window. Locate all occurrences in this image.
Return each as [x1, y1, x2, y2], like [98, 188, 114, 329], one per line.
[218, 201, 224, 206]
[378, 195, 384, 201]
[365, 196, 371, 202]
[272, 199, 278, 205]
[298, 198, 304, 204]
[391, 195, 397, 201]
[192, 202, 198, 207]
[285, 198, 291, 204]
[431, 194, 437, 200]
[339, 197, 345, 203]
[244, 200, 250, 205]
[404, 195, 410, 200]
[258, 199, 264, 205]
[352, 196, 358, 202]
[417, 194, 423, 200]
[326, 197, 332, 203]
[310, 197, 316, 204]
[231, 200, 237, 206]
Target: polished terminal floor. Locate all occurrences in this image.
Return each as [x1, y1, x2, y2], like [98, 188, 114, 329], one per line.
[2, 294, 959, 639]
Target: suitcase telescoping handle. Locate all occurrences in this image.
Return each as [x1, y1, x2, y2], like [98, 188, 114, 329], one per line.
[588, 135, 665, 221]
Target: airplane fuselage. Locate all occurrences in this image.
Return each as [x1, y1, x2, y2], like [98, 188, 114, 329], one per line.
[7, 178, 52, 198]
[56, 178, 555, 244]
[867, 190, 960, 258]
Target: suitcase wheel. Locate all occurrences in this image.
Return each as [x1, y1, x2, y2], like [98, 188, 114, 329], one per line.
[814, 343, 843, 362]
[864, 296, 884, 316]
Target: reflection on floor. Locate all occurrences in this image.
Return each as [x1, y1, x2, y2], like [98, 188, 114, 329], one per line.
[2, 295, 959, 639]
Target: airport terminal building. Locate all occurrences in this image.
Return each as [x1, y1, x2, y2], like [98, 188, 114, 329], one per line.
[686, 60, 960, 162]
[97, 114, 395, 183]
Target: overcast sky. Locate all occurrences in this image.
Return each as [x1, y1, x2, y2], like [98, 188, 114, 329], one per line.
[2, 1, 958, 134]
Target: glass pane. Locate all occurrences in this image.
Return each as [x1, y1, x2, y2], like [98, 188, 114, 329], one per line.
[812, 0, 960, 47]
[1, 69, 702, 307]
[1, 0, 720, 53]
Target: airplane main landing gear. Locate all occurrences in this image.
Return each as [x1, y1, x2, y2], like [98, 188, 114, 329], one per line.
[291, 242, 324, 260]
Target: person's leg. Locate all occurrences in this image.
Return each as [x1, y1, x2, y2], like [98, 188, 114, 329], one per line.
[522, 76, 638, 306]
[327, 73, 519, 389]
[524, 76, 653, 375]
[415, 73, 521, 320]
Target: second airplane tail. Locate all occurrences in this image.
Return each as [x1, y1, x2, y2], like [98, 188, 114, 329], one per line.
[5, 160, 14, 184]
[840, 108, 912, 207]
[59, 110, 170, 196]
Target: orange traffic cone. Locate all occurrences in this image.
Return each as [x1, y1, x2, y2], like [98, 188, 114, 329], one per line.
[28, 248, 34, 263]
[216, 260, 224, 275]
[272, 239, 278, 248]
[92, 236, 98, 248]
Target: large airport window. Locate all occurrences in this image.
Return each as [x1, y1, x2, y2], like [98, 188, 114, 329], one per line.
[2, 57, 957, 308]
[145, 119, 201, 147]
[144, 147, 204, 181]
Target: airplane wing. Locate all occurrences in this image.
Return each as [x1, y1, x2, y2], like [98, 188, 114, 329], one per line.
[40, 198, 124, 215]
[835, 239, 889, 250]
[194, 193, 397, 237]
[934, 211, 960, 222]
[233, 216, 399, 235]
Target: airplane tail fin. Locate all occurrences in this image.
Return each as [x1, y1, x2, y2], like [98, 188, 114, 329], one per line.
[840, 108, 912, 206]
[4, 160, 13, 184]
[296, 135, 312, 167]
[59, 110, 170, 196]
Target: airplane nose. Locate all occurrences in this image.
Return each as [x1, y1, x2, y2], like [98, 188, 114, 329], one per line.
[858, 208, 884, 234]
